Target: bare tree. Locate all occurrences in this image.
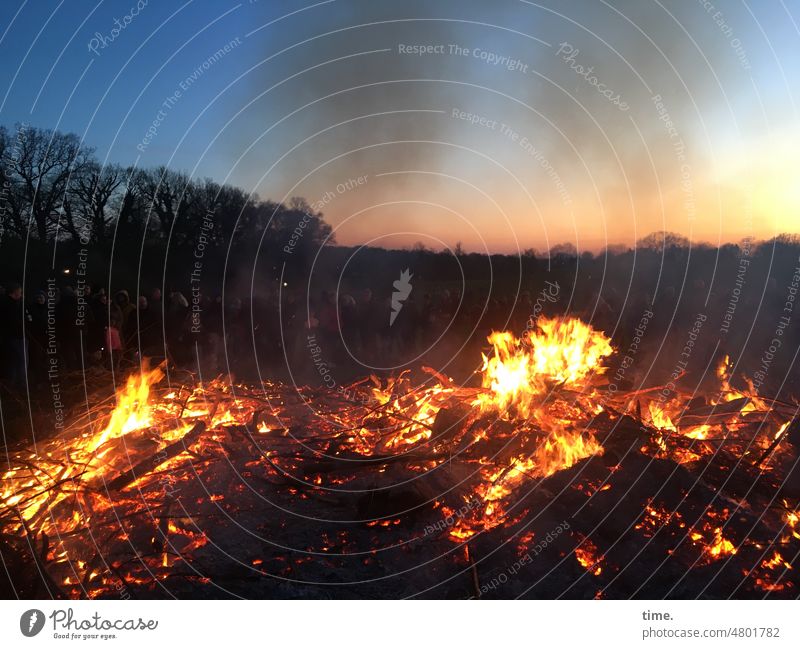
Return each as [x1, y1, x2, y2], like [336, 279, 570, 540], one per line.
[637, 231, 690, 251]
[5, 125, 94, 241]
[0, 124, 34, 240]
[266, 197, 333, 248]
[549, 242, 578, 258]
[0, 126, 10, 240]
[0, 124, 337, 261]
[139, 166, 194, 239]
[114, 167, 146, 234]
[61, 162, 124, 243]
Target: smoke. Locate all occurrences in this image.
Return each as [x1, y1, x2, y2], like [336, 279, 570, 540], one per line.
[225, 0, 790, 252]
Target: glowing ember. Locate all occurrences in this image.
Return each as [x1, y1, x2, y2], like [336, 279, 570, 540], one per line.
[684, 425, 711, 440]
[762, 550, 791, 571]
[634, 504, 686, 538]
[715, 355, 764, 412]
[648, 402, 677, 432]
[1, 316, 797, 598]
[575, 536, 604, 576]
[706, 528, 737, 559]
[785, 506, 800, 540]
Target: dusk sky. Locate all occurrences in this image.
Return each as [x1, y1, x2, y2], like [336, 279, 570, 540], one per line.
[1, 0, 798, 253]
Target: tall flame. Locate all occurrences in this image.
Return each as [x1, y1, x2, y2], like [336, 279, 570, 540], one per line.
[443, 318, 612, 540]
[474, 317, 613, 417]
[93, 362, 164, 451]
[715, 355, 762, 412]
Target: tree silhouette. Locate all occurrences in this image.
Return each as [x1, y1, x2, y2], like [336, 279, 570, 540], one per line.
[637, 231, 691, 251]
[3, 125, 94, 241]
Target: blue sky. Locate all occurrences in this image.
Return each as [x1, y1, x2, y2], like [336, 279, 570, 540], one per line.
[1, 0, 799, 251]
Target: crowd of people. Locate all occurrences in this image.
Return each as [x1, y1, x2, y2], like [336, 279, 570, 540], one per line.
[0, 278, 537, 390]
[1, 261, 798, 399]
[0, 281, 171, 388]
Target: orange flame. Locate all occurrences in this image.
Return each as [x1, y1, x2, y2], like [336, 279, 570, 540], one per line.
[707, 528, 737, 559]
[648, 402, 677, 432]
[93, 362, 164, 451]
[474, 317, 613, 417]
[575, 536, 604, 575]
[1, 317, 795, 597]
[715, 355, 763, 412]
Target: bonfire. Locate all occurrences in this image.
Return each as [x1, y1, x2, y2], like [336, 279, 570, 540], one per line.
[1, 317, 797, 598]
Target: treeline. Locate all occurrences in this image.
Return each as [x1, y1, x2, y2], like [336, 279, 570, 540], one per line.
[2, 122, 798, 303]
[0, 123, 332, 289]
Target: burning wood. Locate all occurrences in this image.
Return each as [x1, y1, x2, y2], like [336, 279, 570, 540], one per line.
[1, 317, 797, 598]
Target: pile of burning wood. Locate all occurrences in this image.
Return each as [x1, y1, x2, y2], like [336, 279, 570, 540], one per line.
[1, 317, 798, 598]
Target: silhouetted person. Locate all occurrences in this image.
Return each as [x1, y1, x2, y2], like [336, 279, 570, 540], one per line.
[56, 286, 80, 369]
[27, 290, 48, 385]
[165, 291, 189, 363]
[135, 295, 161, 357]
[148, 288, 164, 352]
[317, 290, 339, 366]
[114, 290, 136, 348]
[1, 282, 30, 388]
